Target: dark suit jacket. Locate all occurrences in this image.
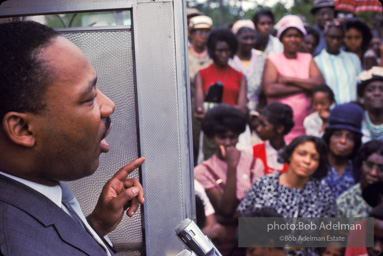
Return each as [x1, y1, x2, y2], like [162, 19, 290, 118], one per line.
[0, 174, 115, 256]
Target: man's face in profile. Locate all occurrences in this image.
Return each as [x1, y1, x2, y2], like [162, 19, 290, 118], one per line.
[30, 36, 115, 185]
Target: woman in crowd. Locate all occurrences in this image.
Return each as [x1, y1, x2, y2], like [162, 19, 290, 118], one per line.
[337, 140, 383, 217]
[342, 17, 373, 69]
[252, 9, 283, 56]
[195, 27, 248, 160]
[238, 135, 336, 255]
[363, 31, 381, 70]
[262, 15, 324, 143]
[357, 66, 383, 142]
[195, 27, 247, 118]
[322, 103, 364, 198]
[299, 26, 320, 55]
[194, 104, 264, 256]
[229, 19, 265, 111]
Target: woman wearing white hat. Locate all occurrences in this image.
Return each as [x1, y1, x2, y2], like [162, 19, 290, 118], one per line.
[262, 15, 324, 143]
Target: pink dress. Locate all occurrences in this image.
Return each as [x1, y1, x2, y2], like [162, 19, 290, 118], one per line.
[267, 52, 313, 143]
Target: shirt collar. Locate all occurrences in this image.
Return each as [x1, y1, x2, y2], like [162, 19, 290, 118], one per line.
[0, 171, 62, 208]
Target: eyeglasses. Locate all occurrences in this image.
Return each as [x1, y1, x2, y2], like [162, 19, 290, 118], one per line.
[363, 160, 383, 175]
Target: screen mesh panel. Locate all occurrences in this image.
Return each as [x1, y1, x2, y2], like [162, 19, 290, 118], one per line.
[63, 29, 143, 255]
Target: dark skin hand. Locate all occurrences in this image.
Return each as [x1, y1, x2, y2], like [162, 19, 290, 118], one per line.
[206, 146, 241, 218]
[90, 157, 145, 237]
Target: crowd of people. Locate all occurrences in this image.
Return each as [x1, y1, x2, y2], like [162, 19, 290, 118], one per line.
[0, 1, 383, 255]
[189, 0, 383, 255]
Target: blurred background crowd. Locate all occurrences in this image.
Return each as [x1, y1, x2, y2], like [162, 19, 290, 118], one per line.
[188, 0, 383, 255]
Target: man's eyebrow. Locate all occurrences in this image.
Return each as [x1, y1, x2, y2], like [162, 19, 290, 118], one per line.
[80, 76, 98, 98]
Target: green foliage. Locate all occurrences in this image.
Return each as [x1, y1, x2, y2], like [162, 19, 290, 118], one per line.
[290, 0, 315, 25]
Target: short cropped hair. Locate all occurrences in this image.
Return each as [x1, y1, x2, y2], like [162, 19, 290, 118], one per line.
[254, 32, 268, 51]
[312, 84, 336, 105]
[305, 26, 320, 48]
[202, 104, 246, 139]
[0, 21, 59, 120]
[260, 102, 295, 135]
[252, 9, 275, 27]
[207, 27, 238, 61]
[353, 140, 383, 183]
[279, 135, 329, 180]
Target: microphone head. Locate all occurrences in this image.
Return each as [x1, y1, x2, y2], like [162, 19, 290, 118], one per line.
[175, 218, 192, 234]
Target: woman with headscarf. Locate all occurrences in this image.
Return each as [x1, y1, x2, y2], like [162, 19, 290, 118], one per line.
[262, 15, 324, 143]
[229, 19, 265, 111]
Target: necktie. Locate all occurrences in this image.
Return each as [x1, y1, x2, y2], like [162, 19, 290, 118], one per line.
[61, 183, 111, 256]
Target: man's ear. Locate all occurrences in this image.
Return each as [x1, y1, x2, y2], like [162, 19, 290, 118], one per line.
[2, 112, 36, 147]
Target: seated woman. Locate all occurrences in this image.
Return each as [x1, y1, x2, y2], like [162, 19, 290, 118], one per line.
[322, 103, 364, 198]
[195, 27, 248, 160]
[262, 15, 324, 143]
[337, 140, 383, 217]
[238, 135, 336, 255]
[194, 104, 263, 256]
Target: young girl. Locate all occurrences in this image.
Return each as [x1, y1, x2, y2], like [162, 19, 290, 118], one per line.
[252, 102, 295, 175]
[304, 84, 335, 137]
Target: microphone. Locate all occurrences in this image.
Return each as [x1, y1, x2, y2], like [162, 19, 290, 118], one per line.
[175, 218, 222, 256]
[176, 249, 197, 256]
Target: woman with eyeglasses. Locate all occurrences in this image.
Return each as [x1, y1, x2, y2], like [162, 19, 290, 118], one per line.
[337, 140, 383, 217]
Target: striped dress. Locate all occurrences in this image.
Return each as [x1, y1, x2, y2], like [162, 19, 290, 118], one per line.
[314, 49, 362, 104]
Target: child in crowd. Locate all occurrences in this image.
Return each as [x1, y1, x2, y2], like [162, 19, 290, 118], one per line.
[304, 84, 335, 137]
[194, 104, 264, 256]
[252, 102, 295, 175]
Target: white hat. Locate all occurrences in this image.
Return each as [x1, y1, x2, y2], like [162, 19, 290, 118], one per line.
[275, 15, 306, 39]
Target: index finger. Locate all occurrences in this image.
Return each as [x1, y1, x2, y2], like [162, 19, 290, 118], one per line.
[112, 157, 145, 181]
